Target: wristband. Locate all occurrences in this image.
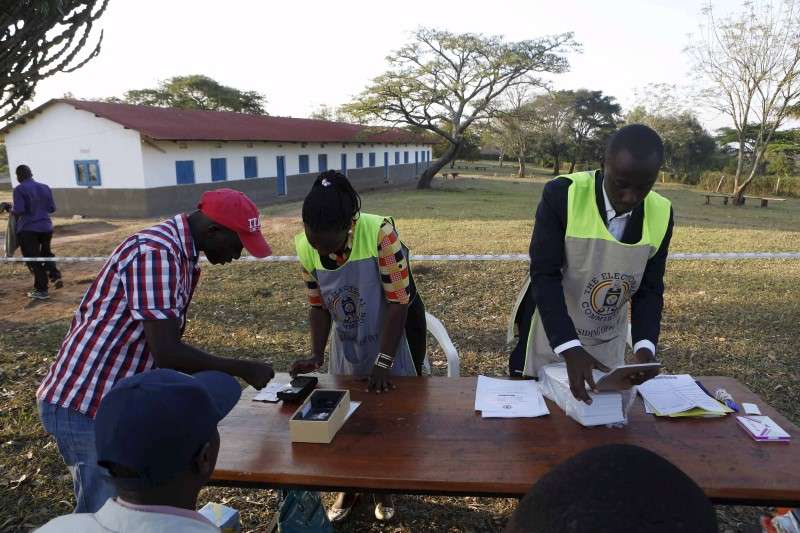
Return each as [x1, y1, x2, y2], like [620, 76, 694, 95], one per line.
[375, 352, 394, 369]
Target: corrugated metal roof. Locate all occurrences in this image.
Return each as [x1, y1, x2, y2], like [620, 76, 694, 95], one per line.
[1, 99, 437, 144]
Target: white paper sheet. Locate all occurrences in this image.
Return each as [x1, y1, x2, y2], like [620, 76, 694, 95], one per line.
[475, 375, 549, 418]
[637, 374, 727, 415]
[252, 380, 291, 402]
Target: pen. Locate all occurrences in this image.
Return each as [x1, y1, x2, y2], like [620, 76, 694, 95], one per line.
[714, 388, 740, 413]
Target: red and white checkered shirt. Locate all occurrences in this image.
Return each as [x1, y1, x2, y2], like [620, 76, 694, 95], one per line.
[37, 215, 200, 418]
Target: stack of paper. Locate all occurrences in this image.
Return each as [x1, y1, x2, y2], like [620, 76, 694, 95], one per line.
[539, 364, 625, 427]
[637, 375, 732, 417]
[474, 375, 549, 418]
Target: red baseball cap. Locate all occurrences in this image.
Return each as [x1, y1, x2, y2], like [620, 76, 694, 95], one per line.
[197, 189, 272, 258]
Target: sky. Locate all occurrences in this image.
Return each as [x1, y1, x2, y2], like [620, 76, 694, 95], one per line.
[28, 0, 738, 131]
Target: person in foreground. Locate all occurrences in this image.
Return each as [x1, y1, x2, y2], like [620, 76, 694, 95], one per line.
[290, 170, 427, 523]
[503, 444, 718, 533]
[36, 188, 275, 513]
[37, 368, 240, 532]
[509, 124, 674, 402]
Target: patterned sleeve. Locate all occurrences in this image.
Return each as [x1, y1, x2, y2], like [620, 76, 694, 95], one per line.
[302, 266, 323, 307]
[377, 219, 411, 304]
[122, 248, 184, 321]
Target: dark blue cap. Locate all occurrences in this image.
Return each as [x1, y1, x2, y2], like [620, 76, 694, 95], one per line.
[94, 369, 241, 487]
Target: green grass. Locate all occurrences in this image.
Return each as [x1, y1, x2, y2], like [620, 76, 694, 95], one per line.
[1, 175, 798, 532]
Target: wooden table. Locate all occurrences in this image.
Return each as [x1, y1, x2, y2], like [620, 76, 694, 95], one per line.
[211, 375, 800, 507]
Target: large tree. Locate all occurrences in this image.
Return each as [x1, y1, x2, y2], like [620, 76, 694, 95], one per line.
[123, 75, 267, 115]
[628, 107, 717, 180]
[1, 0, 109, 122]
[488, 86, 541, 177]
[343, 28, 577, 189]
[567, 89, 620, 173]
[530, 90, 575, 175]
[686, 0, 800, 204]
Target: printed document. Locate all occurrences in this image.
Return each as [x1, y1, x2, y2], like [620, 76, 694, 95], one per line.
[475, 375, 549, 418]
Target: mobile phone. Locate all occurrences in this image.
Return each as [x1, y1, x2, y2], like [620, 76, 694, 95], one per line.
[277, 376, 318, 402]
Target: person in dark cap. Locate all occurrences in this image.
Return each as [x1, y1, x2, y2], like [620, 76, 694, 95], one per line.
[37, 368, 241, 532]
[504, 444, 718, 533]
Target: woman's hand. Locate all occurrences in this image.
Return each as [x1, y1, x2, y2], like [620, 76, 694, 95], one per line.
[367, 365, 395, 394]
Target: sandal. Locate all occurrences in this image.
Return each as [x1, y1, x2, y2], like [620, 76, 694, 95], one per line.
[374, 494, 396, 521]
[326, 492, 359, 523]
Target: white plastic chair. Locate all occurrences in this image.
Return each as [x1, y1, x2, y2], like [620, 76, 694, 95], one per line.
[421, 311, 460, 377]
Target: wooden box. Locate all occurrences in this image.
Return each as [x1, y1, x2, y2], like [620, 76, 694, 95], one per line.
[289, 389, 351, 444]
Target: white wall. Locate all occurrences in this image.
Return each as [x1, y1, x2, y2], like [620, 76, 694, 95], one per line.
[142, 140, 432, 189]
[4, 103, 145, 189]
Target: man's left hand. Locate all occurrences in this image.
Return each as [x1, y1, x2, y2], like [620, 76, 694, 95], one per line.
[628, 348, 660, 385]
[367, 365, 395, 394]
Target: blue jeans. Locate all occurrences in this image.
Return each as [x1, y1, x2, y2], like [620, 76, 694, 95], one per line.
[38, 401, 116, 513]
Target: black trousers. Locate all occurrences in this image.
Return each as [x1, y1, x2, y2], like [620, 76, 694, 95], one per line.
[509, 284, 536, 377]
[18, 231, 61, 292]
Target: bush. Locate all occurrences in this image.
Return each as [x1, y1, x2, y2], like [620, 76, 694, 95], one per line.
[698, 171, 800, 198]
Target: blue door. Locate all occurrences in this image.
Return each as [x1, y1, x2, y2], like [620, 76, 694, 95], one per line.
[175, 160, 195, 184]
[211, 158, 227, 181]
[276, 156, 286, 196]
[369, 152, 376, 167]
[404, 151, 409, 164]
[318, 154, 328, 172]
[394, 151, 400, 164]
[299, 155, 309, 174]
[383, 152, 389, 180]
[341, 153, 347, 174]
[244, 156, 258, 178]
[415, 151, 419, 174]
[356, 153, 364, 168]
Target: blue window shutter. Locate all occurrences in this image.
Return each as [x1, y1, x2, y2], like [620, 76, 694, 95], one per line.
[404, 151, 409, 164]
[356, 153, 363, 168]
[175, 160, 196, 184]
[318, 154, 328, 172]
[74, 159, 102, 186]
[341, 153, 347, 173]
[211, 158, 227, 181]
[244, 156, 258, 178]
[276, 156, 287, 195]
[299, 155, 309, 174]
[369, 152, 376, 167]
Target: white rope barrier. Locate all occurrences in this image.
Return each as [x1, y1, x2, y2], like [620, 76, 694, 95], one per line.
[2, 252, 800, 263]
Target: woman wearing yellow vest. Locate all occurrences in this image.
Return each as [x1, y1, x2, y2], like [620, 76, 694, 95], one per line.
[508, 124, 674, 403]
[290, 170, 426, 523]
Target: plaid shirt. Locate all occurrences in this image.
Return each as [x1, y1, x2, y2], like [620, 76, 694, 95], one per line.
[302, 219, 411, 306]
[37, 215, 200, 418]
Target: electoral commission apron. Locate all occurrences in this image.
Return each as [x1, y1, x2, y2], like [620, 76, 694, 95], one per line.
[507, 171, 671, 377]
[295, 213, 416, 377]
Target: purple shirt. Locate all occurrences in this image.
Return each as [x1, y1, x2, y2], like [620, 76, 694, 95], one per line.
[12, 178, 55, 233]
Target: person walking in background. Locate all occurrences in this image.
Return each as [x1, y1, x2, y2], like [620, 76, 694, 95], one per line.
[7, 164, 62, 299]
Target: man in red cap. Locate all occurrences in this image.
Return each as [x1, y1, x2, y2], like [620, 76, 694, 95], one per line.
[37, 188, 275, 514]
